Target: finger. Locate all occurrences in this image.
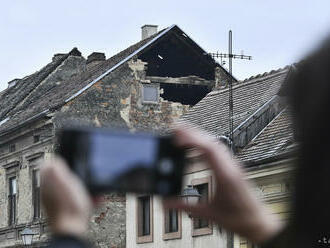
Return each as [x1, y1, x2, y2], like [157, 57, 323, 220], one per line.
[41, 157, 90, 203]
[41, 157, 92, 215]
[173, 124, 241, 181]
[41, 157, 71, 190]
[41, 158, 71, 202]
[172, 122, 216, 147]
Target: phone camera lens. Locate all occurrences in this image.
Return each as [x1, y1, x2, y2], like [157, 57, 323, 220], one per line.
[158, 158, 174, 175]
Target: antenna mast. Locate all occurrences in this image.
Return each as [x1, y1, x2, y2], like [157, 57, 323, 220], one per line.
[207, 30, 252, 151]
[228, 30, 234, 151]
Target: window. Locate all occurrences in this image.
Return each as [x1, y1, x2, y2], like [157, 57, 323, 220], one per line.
[32, 170, 41, 219]
[9, 144, 16, 153]
[193, 183, 209, 229]
[142, 84, 159, 103]
[4, 161, 19, 226]
[33, 135, 40, 143]
[191, 176, 213, 236]
[137, 195, 153, 243]
[27, 152, 44, 220]
[166, 209, 178, 233]
[163, 208, 181, 240]
[139, 196, 150, 236]
[8, 177, 17, 226]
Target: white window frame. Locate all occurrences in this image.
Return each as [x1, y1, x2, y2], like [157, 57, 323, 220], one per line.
[141, 84, 159, 104]
[136, 195, 153, 244]
[191, 176, 213, 237]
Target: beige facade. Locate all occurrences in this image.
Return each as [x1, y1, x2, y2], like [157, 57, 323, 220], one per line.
[235, 158, 295, 248]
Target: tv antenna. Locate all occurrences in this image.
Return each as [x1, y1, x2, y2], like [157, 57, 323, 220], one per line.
[207, 30, 252, 151]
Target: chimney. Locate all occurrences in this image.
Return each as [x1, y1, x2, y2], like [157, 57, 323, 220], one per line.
[52, 48, 81, 62]
[141, 25, 158, 40]
[52, 53, 66, 62]
[69, 47, 82, 56]
[86, 52, 106, 69]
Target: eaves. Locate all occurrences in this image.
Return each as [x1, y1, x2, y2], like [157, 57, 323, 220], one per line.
[0, 109, 50, 137]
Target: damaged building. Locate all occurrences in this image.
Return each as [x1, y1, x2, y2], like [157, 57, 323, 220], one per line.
[0, 24, 233, 247]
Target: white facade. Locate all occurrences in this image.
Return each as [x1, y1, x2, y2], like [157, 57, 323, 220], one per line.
[126, 154, 295, 248]
[126, 158, 229, 248]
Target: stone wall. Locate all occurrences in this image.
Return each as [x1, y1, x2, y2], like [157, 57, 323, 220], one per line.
[0, 120, 53, 247]
[127, 60, 190, 132]
[0, 167, 7, 228]
[54, 59, 189, 132]
[88, 194, 126, 248]
[215, 66, 235, 89]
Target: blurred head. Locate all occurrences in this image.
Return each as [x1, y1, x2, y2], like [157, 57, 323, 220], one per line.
[288, 36, 330, 245]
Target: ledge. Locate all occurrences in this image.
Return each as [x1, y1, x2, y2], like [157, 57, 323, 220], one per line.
[146, 76, 215, 86]
[2, 161, 19, 170]
[26, 152, 44, 162]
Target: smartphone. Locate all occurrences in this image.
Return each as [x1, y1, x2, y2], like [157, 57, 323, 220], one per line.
[57, 127, 186, 196]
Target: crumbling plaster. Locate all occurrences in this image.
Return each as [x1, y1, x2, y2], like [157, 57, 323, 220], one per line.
[55, 59, 190, 133]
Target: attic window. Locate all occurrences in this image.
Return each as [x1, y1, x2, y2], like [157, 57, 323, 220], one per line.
[142, 84, 159, 103]
[34, 135, 40, 143]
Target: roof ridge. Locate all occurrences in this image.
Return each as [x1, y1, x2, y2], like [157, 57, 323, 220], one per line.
[11, 50, 79, 114]
[242, 65, 291, 82]
[207, 67, 289, 97]
[0, 50, 73, 120]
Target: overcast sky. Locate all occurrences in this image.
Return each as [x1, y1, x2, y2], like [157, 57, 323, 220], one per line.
[1, 1, 330, 91]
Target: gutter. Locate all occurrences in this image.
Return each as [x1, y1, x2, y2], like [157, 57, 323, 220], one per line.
[0, 109, 50, 137]
[243, 149, 298, 168]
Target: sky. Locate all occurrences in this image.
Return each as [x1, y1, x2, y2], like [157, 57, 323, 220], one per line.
[1, 1, 330, 91]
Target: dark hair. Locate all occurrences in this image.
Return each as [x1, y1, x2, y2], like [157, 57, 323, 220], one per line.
[288, 37, 330, 246]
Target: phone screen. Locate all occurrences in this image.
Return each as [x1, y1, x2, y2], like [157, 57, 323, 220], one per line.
[89, 133, 157, 184]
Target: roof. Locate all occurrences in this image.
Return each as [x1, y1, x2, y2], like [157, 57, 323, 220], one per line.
[180, 66, 290, 137]
[0, 51, 72, 121]
[235, 108, 296, 164]
[0, 24, 221, 135]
